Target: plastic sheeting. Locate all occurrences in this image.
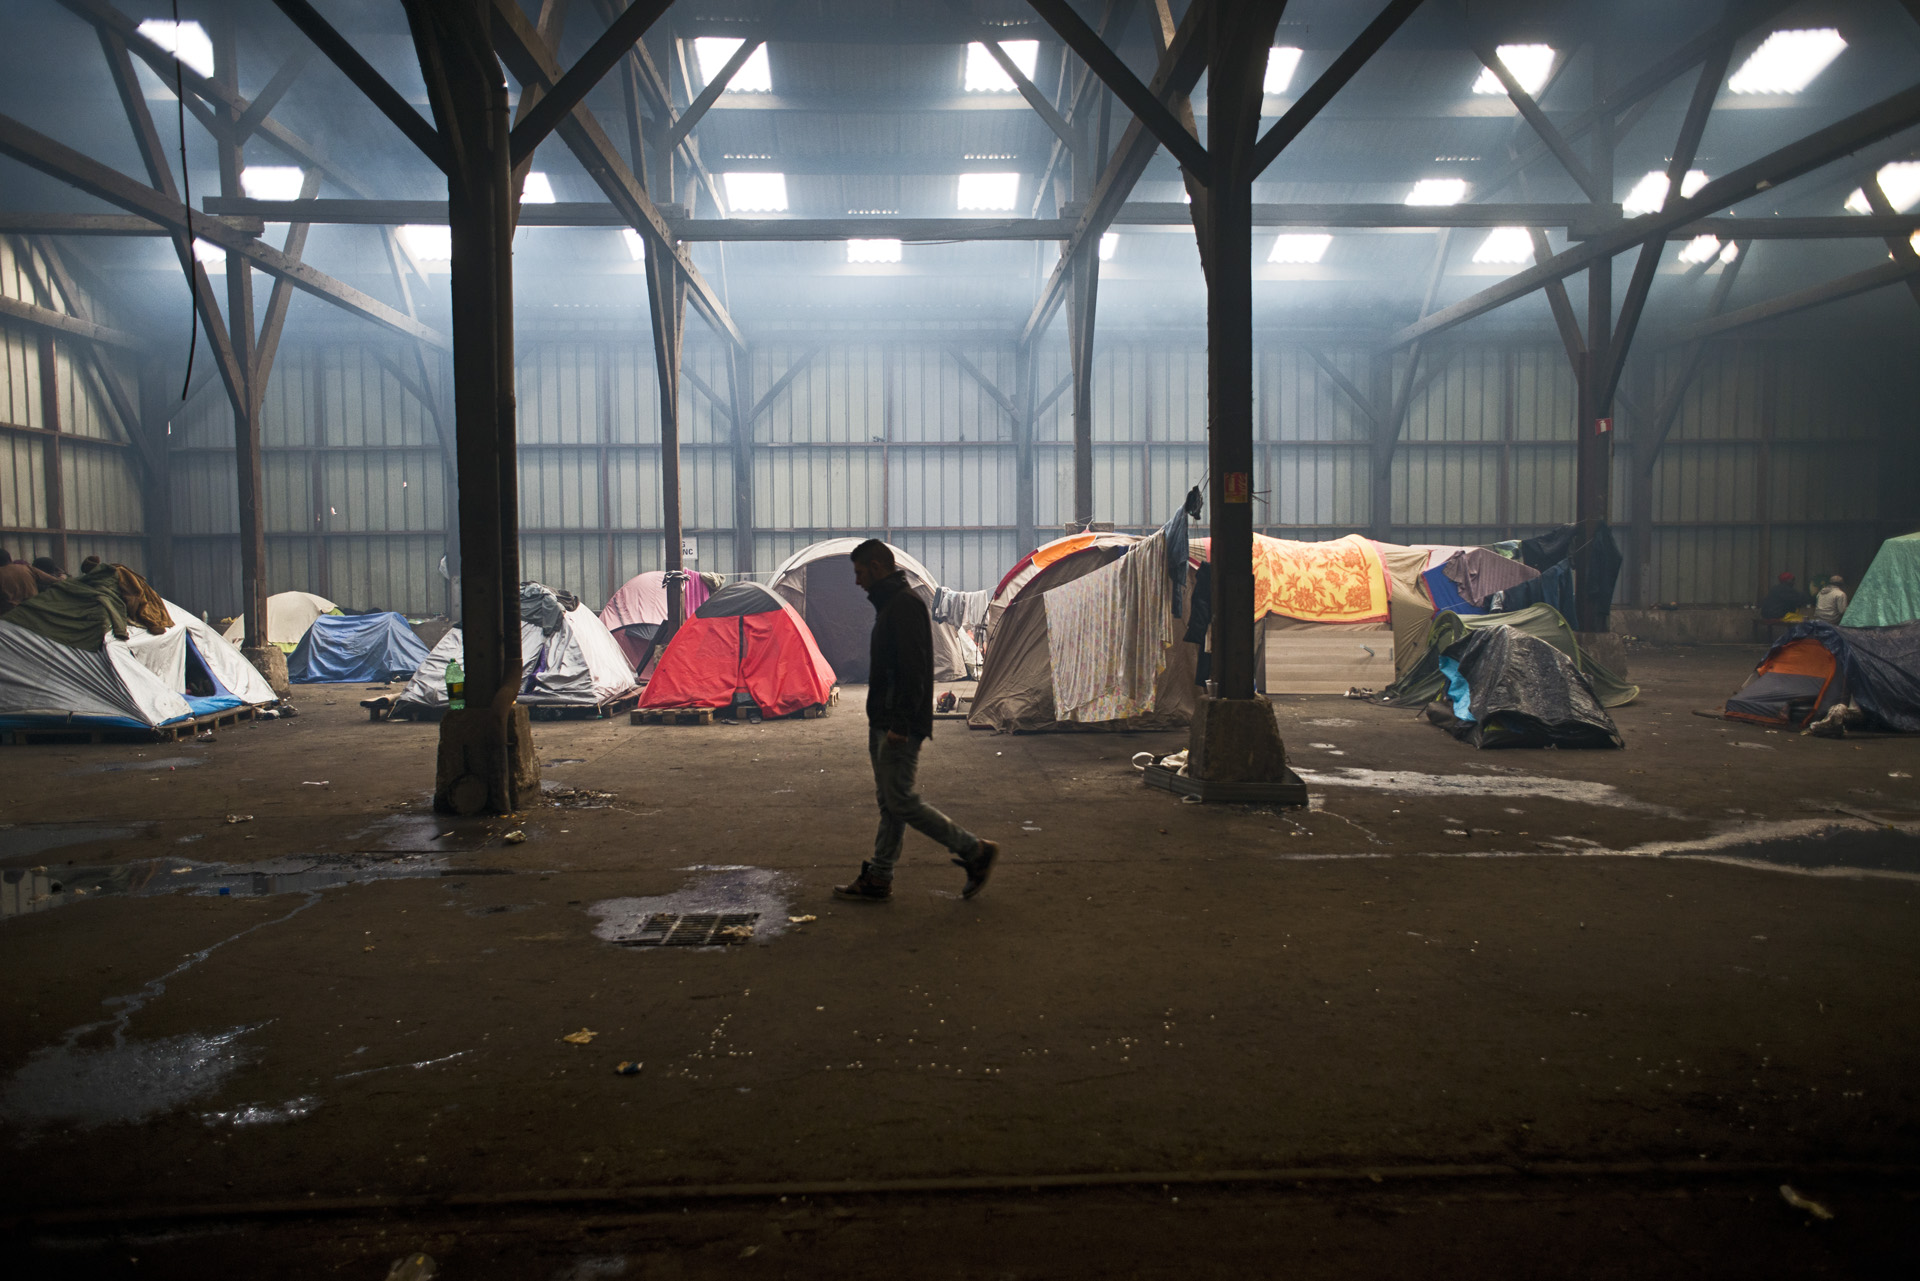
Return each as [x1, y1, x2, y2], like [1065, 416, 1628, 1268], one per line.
[289, 612, 432, 684]
[220, 591, 336, 649]
[1762, 621, 1920, 733]
[1423, 627, 1623, 749]
[395, 621, 546, 715]
[164, 603, 279, 707]
[1382, 605, 1638, 711]
[1842, 534, 1920, 629]
[527, 605, 639, 707]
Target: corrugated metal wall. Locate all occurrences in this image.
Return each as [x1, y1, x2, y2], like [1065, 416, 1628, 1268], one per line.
[3, 318, 1904, 619]
[0, 238, 146, 575]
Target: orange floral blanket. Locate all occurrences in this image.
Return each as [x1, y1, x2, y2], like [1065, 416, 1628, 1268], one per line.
[1191, 533, 1390, 624]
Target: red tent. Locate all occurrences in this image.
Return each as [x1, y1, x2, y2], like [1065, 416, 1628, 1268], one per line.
[635, 581, 837, 718]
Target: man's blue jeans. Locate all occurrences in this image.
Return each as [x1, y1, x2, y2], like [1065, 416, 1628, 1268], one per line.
[867, 727, 981, 881]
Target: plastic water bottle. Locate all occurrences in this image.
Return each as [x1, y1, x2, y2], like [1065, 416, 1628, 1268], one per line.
[446, 658, 465, 711]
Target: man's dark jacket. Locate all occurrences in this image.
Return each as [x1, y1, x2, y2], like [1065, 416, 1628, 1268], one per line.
[1760, 582, 1812, 619]
[866, 570, 934, 740]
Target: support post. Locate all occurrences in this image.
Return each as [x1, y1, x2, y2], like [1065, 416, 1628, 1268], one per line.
[408, 0, 535, 816]
[1573, 39, 1615, 634]
[138, 354, 174, 592]
[35, 333, 67, 569]
[213, 16, 278, 690]
[1066, 243, 1097, 528]
[1188, 2, 1292, 789]
[1013, 341, 1037, 554]
[647, 242, 687, 626]
[727, 344, 754, 575]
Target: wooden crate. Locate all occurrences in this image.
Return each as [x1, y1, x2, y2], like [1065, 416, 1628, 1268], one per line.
[631, 706, 713, 726]
[1, 702, 258, 746]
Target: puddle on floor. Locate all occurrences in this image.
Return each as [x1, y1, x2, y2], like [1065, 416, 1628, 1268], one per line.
[0, 823, 148, 866]
[1, 893, 320, 1134]
[200, 1096, 320, 1128]
[351, 813, 500, 853]
[588, 866, 796, 949]
[1, 854, 509, 920]
[1291, 766, 1677, 814]
[69, 755, 207, 774]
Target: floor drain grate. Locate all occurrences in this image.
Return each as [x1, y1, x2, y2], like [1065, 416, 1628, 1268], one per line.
[618, 912, 760, 947]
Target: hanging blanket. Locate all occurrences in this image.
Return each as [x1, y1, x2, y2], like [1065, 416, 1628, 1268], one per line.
[1194, 533, 1389, 624]
[1046, 529, 1175, 723]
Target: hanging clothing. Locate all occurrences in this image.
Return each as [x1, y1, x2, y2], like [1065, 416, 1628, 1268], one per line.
[1442, 548, 1539, 608]
[1045, 528, 1175, 723]
[1422, 567, 1485, 617]
[1184, 563, 1213, 686]
[1495, 561, 1575, 619]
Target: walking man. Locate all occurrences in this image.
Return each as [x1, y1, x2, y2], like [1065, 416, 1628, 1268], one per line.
[835, 539, 998, 902]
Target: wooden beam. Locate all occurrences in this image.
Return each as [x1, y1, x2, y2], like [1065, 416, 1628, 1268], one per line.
[0, 213, 262, 236]
[490, 0, 746, 350]
[946, 347, 1020, 422]
[1387, 80, 1920, 349]
[1301, 345, 1380, 424]
[1251, 0, 1429, 178]
[1024, 0, 1208, 174]
[251, 167, 325, 394]
[231, 48, 312, 143]
[268, 0, 449, 169]
[1529, 227, 1586, 370]
[1019, 0, 1208, 345]
[1468, 39, 1602, 201]
[0, 292, 142, 350]
[1861, 174, 1920, 310]
[746, 345, 823, 425]
[1598, 41, 1732, 414]
[509, 0, 675, 166]
[665, 37, 762, 151]
[977, 35, 1079, 156]
[1640, 242, 1748, 471]
[0, 111, 450, 351]
[1672, 257, 1920, 342]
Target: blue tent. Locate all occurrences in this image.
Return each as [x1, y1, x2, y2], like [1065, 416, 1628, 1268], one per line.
[288, 612, 431, 684]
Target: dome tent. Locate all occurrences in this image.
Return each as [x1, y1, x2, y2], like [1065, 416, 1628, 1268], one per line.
[770, 538, 968, 683]
[598, 569, 720, 674]
[289, 612, 433, 684]
[636, 581, 836, 719]
[393, 583, 636, 718]
[220, 590, 337, 651]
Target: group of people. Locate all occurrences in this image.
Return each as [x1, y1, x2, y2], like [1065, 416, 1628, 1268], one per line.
[0, 550, 111, 614]
[1759, 570, 1849, 624]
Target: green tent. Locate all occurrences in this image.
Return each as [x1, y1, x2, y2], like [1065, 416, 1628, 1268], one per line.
[1378, 604, 1639, 709]
[1841, 533, 1920, 629]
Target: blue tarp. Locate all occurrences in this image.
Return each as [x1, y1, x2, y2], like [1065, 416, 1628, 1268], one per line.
[288, 612, 431, 684]
[1422, 567, 1484, 615]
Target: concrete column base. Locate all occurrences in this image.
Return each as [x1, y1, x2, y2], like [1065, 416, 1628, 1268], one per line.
[242, 644, 291, 699]
[1188, 695, 1290, 783]
[434, 703, 539, 816]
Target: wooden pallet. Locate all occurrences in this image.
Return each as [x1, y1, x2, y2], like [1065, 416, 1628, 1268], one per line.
[631, 706, 714, 726]
[1, 702, 259, 747]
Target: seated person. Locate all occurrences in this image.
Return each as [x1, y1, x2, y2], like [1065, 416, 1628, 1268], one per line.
[1758, 571, 1812, 621]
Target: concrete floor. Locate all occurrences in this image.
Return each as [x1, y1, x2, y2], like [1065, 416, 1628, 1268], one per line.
[3, 644, 1918, 1278]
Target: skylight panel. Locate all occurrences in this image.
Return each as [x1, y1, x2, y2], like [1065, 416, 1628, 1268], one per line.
[957, 172, 1020, 210]
[1728, 29, 1846, 95]
[1472, 227, 1534, 264]
[965, 40, 1040, 92]
[1471, 44, 1555, 96]
[1263, 47, 1304, 95]
[847, 239, 903, 263]
[1622, 168, 1708, 216]
[1267, 233, 1331, 264]
[723, 172, 788, 212]
[1099, 231, 1119, 261]
[521, 172, 557, 204]
[240, 166, 304, 202]
[1677, 235, 1724, 265]
[621, 229, 645, 261]
[1844, 161, 1920, 213]
[693, 38, 772, 92]
[399, 224, 451, 262]
[191, 239, 226, 272]
[1405, 179, 1467, 206]
[136, 20, 214, 79]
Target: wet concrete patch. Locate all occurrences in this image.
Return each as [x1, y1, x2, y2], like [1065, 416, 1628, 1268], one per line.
[2, 854, 510, 920]
[1668, 824, 1920, 878]
[1293, 766, 1677, 814]
[351, 813, 499, 853]
[588, 866, 796, 949]
[70, 755, 207, 774]
[199, 1096, 320, 1128]
[0, 823, 147, 866]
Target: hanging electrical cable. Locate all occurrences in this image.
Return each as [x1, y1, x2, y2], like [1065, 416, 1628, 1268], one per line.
[171, 0, 198, 400]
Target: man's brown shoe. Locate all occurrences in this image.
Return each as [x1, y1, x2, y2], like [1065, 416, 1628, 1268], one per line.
[954, 840, 999, 899]
[833, 862, 892, 902]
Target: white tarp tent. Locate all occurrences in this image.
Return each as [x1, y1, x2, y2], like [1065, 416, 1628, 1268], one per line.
[394, 605, 636, 716]
[0, 598, 276, 734]
[220, 590, 336, 650]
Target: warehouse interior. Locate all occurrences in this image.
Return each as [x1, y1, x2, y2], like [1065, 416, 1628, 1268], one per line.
[2, 0, 1919, 1275]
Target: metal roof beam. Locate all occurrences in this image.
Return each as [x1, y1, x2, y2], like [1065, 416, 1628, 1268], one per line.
[1251, 0, 1429, 178]
[1023, 0, 1207, 174]
[666, 37, 762, 150]
[1467, 38, 1601, 202]
[268, 0, 449, 170]
[510, 0, 675, 167]
[1386, 80, 1920, 349]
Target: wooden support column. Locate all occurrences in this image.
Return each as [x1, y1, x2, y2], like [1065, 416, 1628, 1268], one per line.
[35, 333, 67, 568]
[1065, 129, 1100, 532]
[726, 344, 754, 575]
[213, 16, 270, 664]
[647, 241, 688, 625]
[1573, 40, 1615, 632]
[1013, 341, 1038, 554]
[407, 0, 534, 816]
[138, 355, 173, 592]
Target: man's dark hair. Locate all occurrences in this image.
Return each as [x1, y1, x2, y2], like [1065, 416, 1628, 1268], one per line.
[80, 555, 102, 573]
[32, 556, 62, 577]
[0, 549, 11, 566]
[849, 539, 895, 574]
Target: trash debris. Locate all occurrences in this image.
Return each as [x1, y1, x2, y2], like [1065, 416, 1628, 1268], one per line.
[257, 709, 279, 720]
[224, 814, 253, 825]
[503, 830, 527, 844]
[279, 704, 299, 718]
[717, 924, 755, 941]
[172, 867, 192, 874]
[788, 914, 817, 924]
[1891, 772, 1912, 779]
[302, 780, 330, 786]
[195, 730, 217, 741]
[1021, 823, 1042, 833]
[1779, 1185, 1833, 1220]
[614, 1060, 642, 1076]
[1444, 828, 1469, 837]
[935, 691, 957, 713]
[435, 831, 455, 840]
[385, 1253, 436, 1281]
[561, 1028, 596, 1045]
[1344, 686, 1375, 699]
